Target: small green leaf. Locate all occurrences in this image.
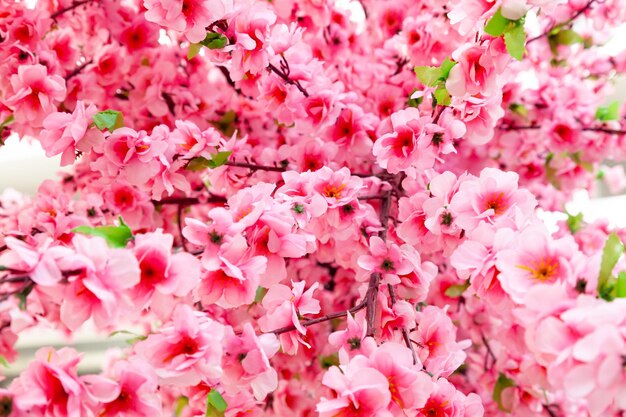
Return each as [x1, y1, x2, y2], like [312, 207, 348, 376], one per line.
[544, 153, 560, 189]
[504, 23, 526, 61]
[493, 373, 516, 412]
[433, 86, 451, 106]
[188, 43, 202, 60]
[72, 217, 133, 248]
[555, 29, 583, 45]
[595, 101, 621, 122]
[439, 57, 456, 79]
[0, 355, 9, 368]
[210, 151, 232, 167]
[509, 103, 528, 118]
[109, 329, 147, 344]
[319, 353, 340, 369]
[616, 271, 626, 298]
[206, 389, 227, 416]
[186, 151, 233, 171]
[200, 32, 228, 49]
[254, 286, 268, 303]
[0, 115, 14, 128]
[444, 281, 470, 298]
[414, 66, 443, 87]
[566, 211, 583, 234]
[211, 110, 237, 136]
[485, 8, 510, 37]
[93, 110, 123, 131]
[598, 233, 624, 292]
[175, 396, 189, 417]
[16, 285, 33, 311]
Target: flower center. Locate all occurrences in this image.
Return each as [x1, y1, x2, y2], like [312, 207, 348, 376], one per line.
[484, 192, 506, 215]
[322, 183, 346, 199]
[517, 257, 559, 282]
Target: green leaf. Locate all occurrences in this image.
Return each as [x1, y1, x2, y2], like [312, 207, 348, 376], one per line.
[439, 57, 456, 79]
[206, 389, 227, 417]
[210, 151, 232, 167]
[555, 29, 583, 45]
[444, 281, 470, 298]
[109, 330, 147, 344]
[0, 355, 9, 368]
[504, 23, 526, 61]
[186, 151, 233, 171]
[598, 233, 624, 293]
[509, 103, 528, 118]
[414, 66, 442, 87]
[319, 353, 340, 369]
[0, 114, 15, 144]
[616, 271, 626, 298]
[0, 115, 14, 128]
[485, 8, 510, 37]
[15, 285, 33, 310]
[544, 153, 560, 189]
[93, 110, 123, 131]
[595, 101, 621, 122]
[566, 212, 584, 234]
[433, 86, 451, 106]
[188, 43, 202, 60]
[211, 110, 237, 136]
[493, 373, 516, 412]
[200, 32, 228, 49]
[175, 396, 189, 417]
[72, 217, 133, 248]
[254, 286, 268, 303]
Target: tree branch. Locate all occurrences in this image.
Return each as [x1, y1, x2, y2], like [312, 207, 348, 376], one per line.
[527, 0, 597, 44]
[50, 0, 95, 20]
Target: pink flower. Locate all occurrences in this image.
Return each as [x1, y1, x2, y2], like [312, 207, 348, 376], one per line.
[133, 304, 224, 386]
[411, 306, 470, 377]
[418, 378, 484, 417]
[358, 236, 413, 285]
[144, 0, 233, 43]
[449, 167, 536, 231]
[446, 38, 509, 97]
[229, 2, 277, 81]
[83, 359, 162, 417]
[60, 235, 140, 330]
[367, 343, 434, 412]
[132, 231, 200, 304]
[5, 64, 66, 126]
[373, 108, 437, 174]
[198, 234, 267, 308]
[259, 281, 320, 354]
[222, 324, 280, 400]
[9, 347, 91, 417]
[495, 225, 577, 303]
[317, 355, 392, 417]
[0, 236, 75, 286]
[40, 101, 104, 166]
[312, 167, 363, 209]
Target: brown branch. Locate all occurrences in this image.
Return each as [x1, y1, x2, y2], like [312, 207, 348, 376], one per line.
[50, 0, 95, 20]
[65, 59, 93, 81]
[152, 195, 227, 206]
[583, 127, 626, 135]
[271, 299, 367, 335]
[267, 63, 309, 98]
[481, 332, 497, 371]
[225, 161, 287, 172]
[177, 205, 189, 252]
[527, 0, 597, 44]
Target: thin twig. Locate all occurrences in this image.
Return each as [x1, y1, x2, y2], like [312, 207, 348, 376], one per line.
[177, 205, 189, 252]
[527, 0, 597, 44]
[65, 59, 93, 81]
[51, 0, 95, 20]
[267, 63, 310, 98]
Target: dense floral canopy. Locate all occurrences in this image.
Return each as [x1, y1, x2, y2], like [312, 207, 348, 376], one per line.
[1, 0, 626, 416]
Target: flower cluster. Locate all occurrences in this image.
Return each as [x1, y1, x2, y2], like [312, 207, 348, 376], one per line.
[1, 0, 626, 416]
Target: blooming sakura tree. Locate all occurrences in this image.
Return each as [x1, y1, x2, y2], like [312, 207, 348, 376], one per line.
[2, 0, 626, 415]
